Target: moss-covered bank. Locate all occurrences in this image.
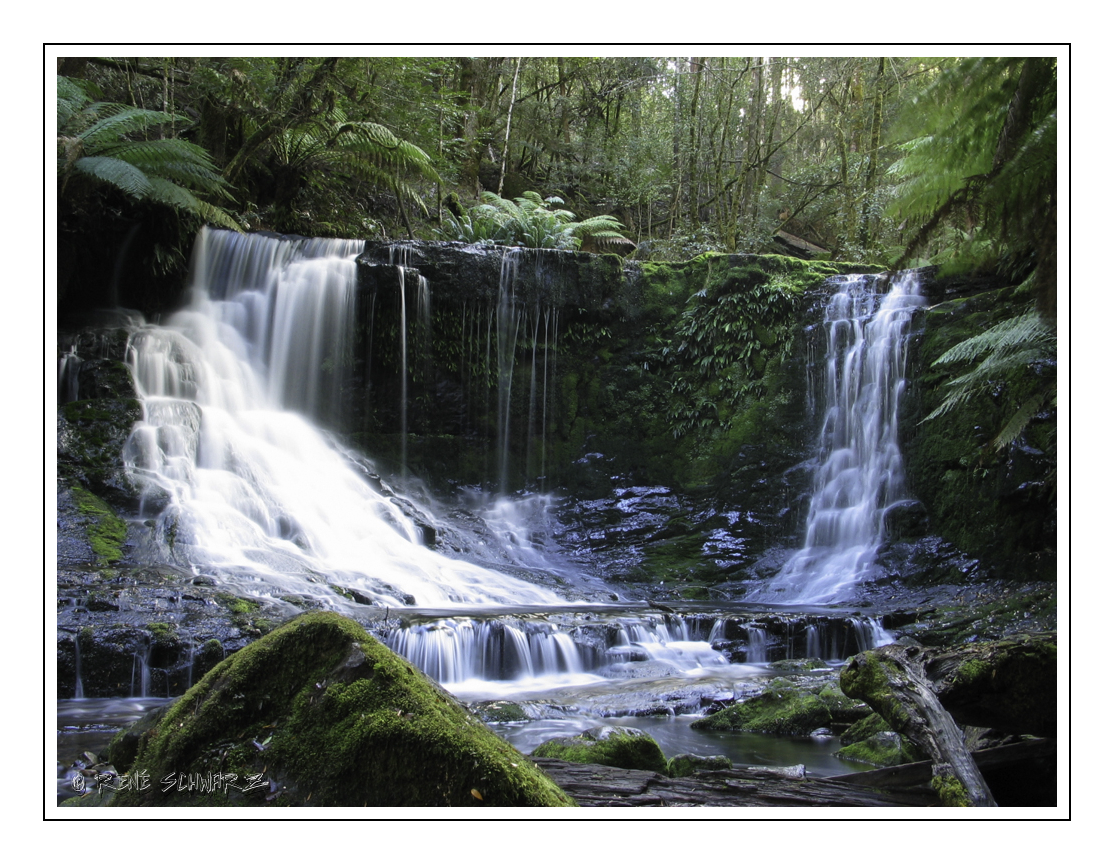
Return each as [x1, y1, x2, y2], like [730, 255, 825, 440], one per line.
[108, 612, 574, 806]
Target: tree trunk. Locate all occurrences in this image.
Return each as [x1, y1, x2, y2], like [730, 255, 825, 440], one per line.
[687, 57, 704, 230]
[497, 58, 522, 197]
[858, 57, 886, 248]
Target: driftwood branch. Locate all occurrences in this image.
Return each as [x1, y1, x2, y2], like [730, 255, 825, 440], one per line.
[841, 643, 996, 806]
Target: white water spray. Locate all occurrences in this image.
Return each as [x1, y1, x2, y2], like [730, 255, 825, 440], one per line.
[123, 228, 564, 609]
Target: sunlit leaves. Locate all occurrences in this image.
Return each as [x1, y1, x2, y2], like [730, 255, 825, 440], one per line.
[439, 191, 627, 250]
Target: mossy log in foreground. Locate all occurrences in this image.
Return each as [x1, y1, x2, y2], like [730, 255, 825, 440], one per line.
[108, 612, 574, 807]
[842, 643, 999, 807]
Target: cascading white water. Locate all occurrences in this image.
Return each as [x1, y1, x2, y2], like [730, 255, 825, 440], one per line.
[757, 272, 925, 604]
[122, 227, 564, 609]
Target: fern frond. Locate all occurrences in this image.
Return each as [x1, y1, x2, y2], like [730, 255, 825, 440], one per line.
[72, 155, 152, 198]
[336, 122, 440, 182]
[57, 75, 89, 129]
[932, 311, 1052, 366]
[79, 106, 182, 147]
[992, 389, 1051, 451]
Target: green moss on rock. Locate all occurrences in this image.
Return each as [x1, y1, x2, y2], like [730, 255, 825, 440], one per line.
[691, 681, 832, 736]
[666, 753, 733, 777]
[835, 712, 921, 768]
[840, 653, 911, 732]
[471, 700, 530, 723]
[931, 773, 972, 807]
[109, 612, 574, 807]
[70, 486, 127, 563]
[532, 726, 669, 774]
[216, 593, 259, 616]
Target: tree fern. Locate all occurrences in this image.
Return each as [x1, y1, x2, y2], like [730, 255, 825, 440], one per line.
[922, 307, 1055, 451]
[257, 112, 441, 223]
[57, 76, 238, 229]
[887, 58, 1056, 317]
[441, 191, 628, 250]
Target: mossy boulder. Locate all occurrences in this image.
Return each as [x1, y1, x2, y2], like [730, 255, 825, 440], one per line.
[926, 634, 1057, 736]
[835, 713, 921, 767]
[666, 753, 733, 777]
[691, 680, 837, 736]
[471, 700, 531, 723]
[532, 726, 670, 774]
[109, 612, 574, 807]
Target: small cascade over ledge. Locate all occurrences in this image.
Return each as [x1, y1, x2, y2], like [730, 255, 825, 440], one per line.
[754, 272, 926, 605]
[384, 606, 894, 696]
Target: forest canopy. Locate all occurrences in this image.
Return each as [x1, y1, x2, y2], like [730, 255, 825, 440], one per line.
[55, 55, 1058, 313]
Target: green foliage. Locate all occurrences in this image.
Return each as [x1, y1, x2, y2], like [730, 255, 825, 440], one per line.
[887, 58, 1057, 315]
[57, 76, 239, 231]
[923, 307, 1055, 452]
[266, 110, 441, 232]
[438, 191, 627, 250]
[656, 262, 800, 439]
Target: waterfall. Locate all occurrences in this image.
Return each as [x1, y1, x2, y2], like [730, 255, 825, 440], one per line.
[73, 635, 84, 699]
[390, 246, 431, 478]
[495, 251, 521, 494]
[757, 272, 925, 604]
[388, 610, 893, 689]
[58, 345, 81, 404]
[122, 227, 564, 609]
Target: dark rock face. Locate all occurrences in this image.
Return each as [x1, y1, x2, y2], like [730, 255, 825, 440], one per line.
[57, 324, 145, 502]
[56, 562, 289, 699]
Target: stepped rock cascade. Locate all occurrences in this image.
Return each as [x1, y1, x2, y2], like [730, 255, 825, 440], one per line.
[122, 227, 564, 608]
[756, 272, 925, 605]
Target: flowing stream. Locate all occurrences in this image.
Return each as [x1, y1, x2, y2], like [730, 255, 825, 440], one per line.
[63, 229, 928, 778]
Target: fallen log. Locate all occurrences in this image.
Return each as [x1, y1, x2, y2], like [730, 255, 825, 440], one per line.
[841, 643, 997, 807]
[532, 758, 936, 807]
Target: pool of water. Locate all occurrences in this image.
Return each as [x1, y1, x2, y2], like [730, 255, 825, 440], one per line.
[490, 714, 869, 777]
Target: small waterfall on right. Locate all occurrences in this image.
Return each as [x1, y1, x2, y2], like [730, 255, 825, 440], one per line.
[756, 271, 925, 605]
